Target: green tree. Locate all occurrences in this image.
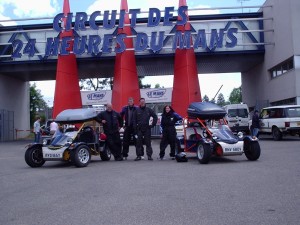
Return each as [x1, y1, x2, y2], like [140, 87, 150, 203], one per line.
[202, 94, 209, 102]
[80, 77, 151, 90]
[229, 86, 242, 104]
[139, 76, 151, 89]
[217, 93, 226, 106]
[80, 78, 113, 90]
[30, 83, 47, 126]
[225, 100, 231, 105]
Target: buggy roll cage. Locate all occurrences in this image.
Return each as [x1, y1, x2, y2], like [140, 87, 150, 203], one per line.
[181, 116, 229, 152]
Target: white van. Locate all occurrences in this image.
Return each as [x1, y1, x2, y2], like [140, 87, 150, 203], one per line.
[223, 104, 250, 133]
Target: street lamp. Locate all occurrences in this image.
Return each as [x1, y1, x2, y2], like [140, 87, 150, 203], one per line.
[237, 0, 250, 13]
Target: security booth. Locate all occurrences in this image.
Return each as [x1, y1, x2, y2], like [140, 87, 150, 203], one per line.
[0, 109, 14, 142]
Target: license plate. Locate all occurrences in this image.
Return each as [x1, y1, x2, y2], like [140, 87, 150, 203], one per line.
[44, 153, 62, 158]
[224, 147, 242, 152]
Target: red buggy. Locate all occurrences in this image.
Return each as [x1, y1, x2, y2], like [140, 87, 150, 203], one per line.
[176, 102, 261, 164]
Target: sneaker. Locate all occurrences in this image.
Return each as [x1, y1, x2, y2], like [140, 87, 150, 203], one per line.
[134, 156, 141, 161]
[123, 157, 127, 160]
[115, 157, 123, 161]
[157, 157, 165, 160]
[141, 156, 145, 160]
[171, 157, 175, 160]
[148, 156, 153, 161]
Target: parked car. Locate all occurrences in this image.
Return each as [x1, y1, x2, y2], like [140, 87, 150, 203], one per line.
[257, 105, 300, 140]
[40, 119, 55, 136]
[176, 102, 260, 164]
[40, 124, 51, 136]
[223, 104, 250, 134]
[25, 108, 111, 168]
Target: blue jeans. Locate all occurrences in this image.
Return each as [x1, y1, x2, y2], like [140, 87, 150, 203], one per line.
[252, 128, 259, 137]
[34, 132, 41, 143]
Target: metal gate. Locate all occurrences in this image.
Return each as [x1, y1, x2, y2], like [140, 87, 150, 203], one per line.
[0, 109, 14, 142]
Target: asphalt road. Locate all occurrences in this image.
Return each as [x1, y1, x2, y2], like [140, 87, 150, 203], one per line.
[0, 136, 299, 225]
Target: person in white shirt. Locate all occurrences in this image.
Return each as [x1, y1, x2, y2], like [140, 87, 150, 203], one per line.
[33, 116, 41, 143]
[50, 121, 59, 135]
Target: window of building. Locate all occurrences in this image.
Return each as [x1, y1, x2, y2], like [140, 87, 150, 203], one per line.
[270, 97, 296, 106]
[270, 57, 294, 79]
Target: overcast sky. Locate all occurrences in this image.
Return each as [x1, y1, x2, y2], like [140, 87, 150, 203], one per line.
[0, 0, 266, 104]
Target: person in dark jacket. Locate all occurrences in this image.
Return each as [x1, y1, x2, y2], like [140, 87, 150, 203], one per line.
[251, 110, 260, 137]
[97, 103, 123, 161]
[133, 98, 158, 161]
[120, 97, 137, 160]
[159, 105, 182, 160]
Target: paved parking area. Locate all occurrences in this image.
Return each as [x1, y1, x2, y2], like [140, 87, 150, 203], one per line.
[0, 136, 299, 225]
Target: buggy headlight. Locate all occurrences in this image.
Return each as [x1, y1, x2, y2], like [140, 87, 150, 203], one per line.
[66, 138, 73, 144]
[42, 139, 48, 145]
[237, 132, 243, 139]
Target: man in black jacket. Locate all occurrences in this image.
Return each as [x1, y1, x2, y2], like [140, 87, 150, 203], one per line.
[133, 98, 158, 161]
[120, 97, 137, 160]
[97, 103, 123, 161]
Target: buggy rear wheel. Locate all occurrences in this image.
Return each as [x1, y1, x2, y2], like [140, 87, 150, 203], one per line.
[196, 143, 211, 164]
[244, 141, 261, 161]
[25, 146, 45, 167]
[71, 145, 91, 167]
[100, 144, 111, 161]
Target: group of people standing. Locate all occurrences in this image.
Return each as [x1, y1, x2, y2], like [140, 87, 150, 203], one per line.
[97, 97, 182, 161]
[33, 117, 60, 143]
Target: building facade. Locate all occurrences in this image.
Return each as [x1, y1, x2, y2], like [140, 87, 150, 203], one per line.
[242, 0, 300, 110]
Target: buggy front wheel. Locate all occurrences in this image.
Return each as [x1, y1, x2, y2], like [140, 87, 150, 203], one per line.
[196, 143, 211, 164]
[71, 145, 91, 167]
[244, 141, 261, 161]
[25, 146, 45, 167]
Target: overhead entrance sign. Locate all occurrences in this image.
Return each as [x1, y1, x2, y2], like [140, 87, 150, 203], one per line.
[0, 8, 264, 61]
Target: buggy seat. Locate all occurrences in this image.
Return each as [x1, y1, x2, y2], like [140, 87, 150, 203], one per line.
[78, 126, 95, 143]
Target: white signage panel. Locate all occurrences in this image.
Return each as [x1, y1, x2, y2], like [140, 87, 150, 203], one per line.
[81, 90, 112, 105]
[81, 88, 172, 105]
[140, 88, 172, 103]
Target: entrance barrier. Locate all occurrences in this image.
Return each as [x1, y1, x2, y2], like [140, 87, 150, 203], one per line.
[15, 129, 32, 140]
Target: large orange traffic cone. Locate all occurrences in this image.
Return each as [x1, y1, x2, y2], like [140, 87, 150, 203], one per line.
[172, 0, 202, 117]
[52, 0, 82, 118]
[112, 0, 141, 111]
